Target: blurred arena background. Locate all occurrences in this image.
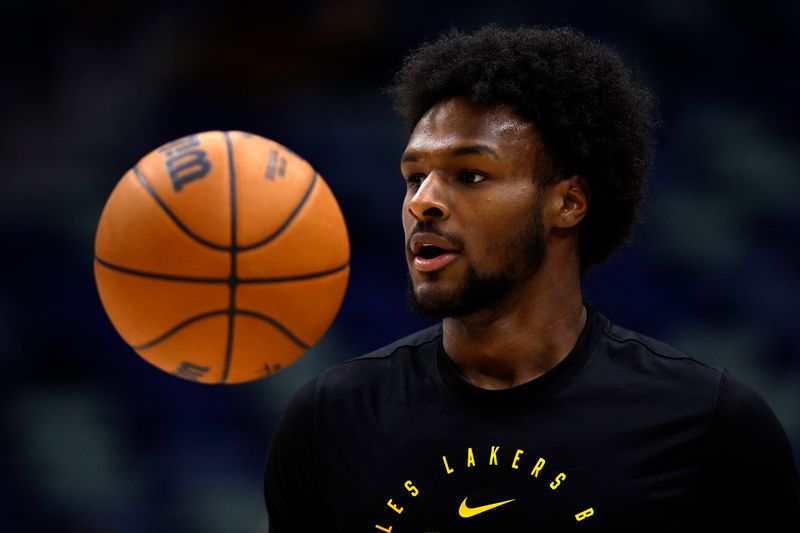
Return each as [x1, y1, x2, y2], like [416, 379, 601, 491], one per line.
[1, 1, 798, 531]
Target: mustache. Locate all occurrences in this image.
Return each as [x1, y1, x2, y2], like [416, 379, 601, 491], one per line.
[407, 221, 465, 249]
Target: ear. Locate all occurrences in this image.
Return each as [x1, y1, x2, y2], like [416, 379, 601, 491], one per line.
[549, 175, 589, 229]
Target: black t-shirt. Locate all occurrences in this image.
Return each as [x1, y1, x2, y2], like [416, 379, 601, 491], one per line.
[265, 306, 800, 531]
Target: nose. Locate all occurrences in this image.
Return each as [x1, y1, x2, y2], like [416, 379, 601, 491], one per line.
[406, 173, 450, 221]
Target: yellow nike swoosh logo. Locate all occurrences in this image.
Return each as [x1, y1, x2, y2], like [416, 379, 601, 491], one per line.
[458, 497, 516, 518]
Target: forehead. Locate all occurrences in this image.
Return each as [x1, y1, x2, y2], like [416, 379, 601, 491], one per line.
[404, 97, 537, 157]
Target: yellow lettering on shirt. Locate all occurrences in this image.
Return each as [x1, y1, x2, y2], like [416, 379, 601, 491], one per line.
[442, 455, 454, 474]
[404, 480, 419, 497]
[374, 525, 392, 532]
[489, 445, 500, 465]
[467, 447, 476, 468]
[387, 499, 403, 514]
[550, 472, 566, 490]
[575, 508, 595, 521]
[511, 449, 524, 469]
[531, 457, 545, 477]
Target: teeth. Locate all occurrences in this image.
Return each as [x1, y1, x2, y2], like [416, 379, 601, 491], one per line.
[419, 244, 438, 256]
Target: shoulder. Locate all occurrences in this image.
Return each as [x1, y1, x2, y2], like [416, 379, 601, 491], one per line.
[706, 372, 800, 525]
[579, 308, 731, 422]
[596, 309, 796, 457]
[277, 323, 442, 414]
[596, 309, 724, 387]
[314, 323, 442, 388]
[712, 370, 796, 456]
[351, 323, 442, 361]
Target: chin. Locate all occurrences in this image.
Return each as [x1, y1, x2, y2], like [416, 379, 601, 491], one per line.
[407, 279, 477, 319]
[407, 280, 454, 318]
[407, 263, 517, 319]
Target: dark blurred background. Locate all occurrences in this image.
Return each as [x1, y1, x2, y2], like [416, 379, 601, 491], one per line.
[2, 1, 799, 531]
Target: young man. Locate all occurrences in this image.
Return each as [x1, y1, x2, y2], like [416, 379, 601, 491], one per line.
[265, 26, 800, 531]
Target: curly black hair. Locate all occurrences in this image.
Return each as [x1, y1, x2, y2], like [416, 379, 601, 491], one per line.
[389, 25, 657, 274]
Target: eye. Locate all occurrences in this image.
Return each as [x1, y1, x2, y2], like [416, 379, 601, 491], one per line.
[458, 170, 487, 184]
[404, 173, 425, 189]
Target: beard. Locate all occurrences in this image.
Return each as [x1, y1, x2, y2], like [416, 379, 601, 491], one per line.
[407, 207, 546, 319]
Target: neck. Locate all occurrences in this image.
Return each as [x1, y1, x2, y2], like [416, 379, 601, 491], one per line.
[442, 253, 586, 390]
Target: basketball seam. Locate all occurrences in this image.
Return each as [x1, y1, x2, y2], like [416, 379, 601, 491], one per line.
[237, 171, 319, 252]
[132, 309, 228, 350]
[95, 254, 349, 284]
[239, 262, 350, 283]
[236, 309, 311, 349]
[131, 309, 310, 351]
[221, 131, 238, 383]
[133, 165, 229, 251]
[94, 255, 228, 283]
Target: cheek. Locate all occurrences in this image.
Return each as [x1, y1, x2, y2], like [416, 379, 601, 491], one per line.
[468, 196, 537, 262]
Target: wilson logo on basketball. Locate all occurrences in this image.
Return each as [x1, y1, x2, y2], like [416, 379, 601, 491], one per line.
[159, 134, 212, 192]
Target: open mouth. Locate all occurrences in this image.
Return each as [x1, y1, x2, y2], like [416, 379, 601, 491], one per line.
[409, 232, 460, 272]
[417, 244, 448, 259]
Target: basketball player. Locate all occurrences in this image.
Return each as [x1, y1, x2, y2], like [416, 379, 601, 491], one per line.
[265, 25, 800, 531]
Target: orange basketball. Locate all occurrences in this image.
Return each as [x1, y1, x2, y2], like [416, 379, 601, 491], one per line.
[94, 131, 349, 384]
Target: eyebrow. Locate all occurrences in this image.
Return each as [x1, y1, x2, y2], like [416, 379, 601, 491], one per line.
[401, 144, 500, 162]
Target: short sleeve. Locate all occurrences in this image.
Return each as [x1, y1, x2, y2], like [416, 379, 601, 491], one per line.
[264, 376, 332, 531]
[707, 370, 800, 529]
